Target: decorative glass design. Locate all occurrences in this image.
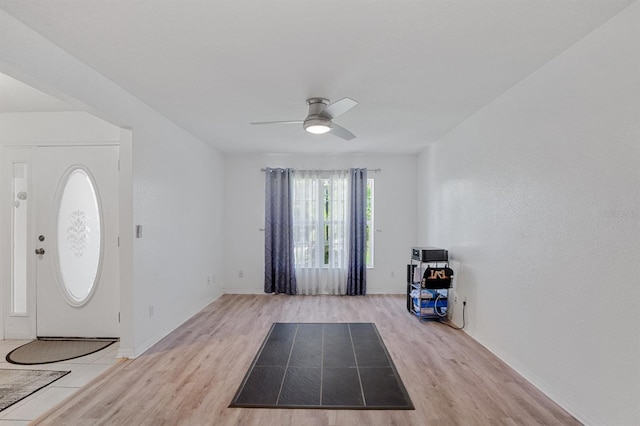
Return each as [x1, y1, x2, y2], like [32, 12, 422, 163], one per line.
[67, 210, 90, 257]
[56, 168, 102, 305]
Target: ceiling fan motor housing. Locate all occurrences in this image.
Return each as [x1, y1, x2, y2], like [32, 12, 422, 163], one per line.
[306, 97, 330, 115]
[304, 98, 332, 133]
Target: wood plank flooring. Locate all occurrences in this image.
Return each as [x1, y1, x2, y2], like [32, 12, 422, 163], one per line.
[33, 294, 580, 426]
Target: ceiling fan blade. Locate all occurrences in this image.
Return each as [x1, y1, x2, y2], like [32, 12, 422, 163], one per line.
[250, 120, 303, 125]
[330, 123, 356, 141]
[321, 97, 357, 119]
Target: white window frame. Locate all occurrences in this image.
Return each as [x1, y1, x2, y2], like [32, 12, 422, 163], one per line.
[366, 178, 374, 268]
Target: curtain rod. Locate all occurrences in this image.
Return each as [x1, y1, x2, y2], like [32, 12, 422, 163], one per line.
[261, 168, 381, 173]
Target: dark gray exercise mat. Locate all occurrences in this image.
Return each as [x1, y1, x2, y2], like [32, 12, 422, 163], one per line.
[229, 323, 414, 410]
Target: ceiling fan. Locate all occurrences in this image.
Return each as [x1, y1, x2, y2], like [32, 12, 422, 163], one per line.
[251, 97, 358, 140]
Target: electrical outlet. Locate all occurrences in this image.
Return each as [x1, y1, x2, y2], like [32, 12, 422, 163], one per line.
[207, 276, 211, 286]
[148, 305, 154, 317]
[239, 270, 244, 278]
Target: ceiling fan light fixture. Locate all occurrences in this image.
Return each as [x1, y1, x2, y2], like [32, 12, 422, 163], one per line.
[305, 124, 331, 134]
[303, 118, 332, 134]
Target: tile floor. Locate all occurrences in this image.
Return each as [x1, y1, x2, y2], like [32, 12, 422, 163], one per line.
[0, 339, 120, 425]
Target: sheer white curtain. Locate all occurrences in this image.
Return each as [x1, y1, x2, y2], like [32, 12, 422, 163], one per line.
[292, 170, 349, 295]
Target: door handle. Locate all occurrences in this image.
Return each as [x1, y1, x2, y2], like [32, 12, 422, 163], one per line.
[35, 248, 45, 255]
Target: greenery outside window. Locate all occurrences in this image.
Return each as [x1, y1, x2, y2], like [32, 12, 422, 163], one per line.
[292, 174, 374, 268]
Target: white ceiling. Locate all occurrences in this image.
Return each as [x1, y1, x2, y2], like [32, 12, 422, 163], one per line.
[0, 0, 634, 154]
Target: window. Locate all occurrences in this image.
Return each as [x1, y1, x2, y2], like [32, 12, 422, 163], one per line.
[11, 162, 28, 314]
[292, 172, 347, 268]
[292, 172, 374, 268]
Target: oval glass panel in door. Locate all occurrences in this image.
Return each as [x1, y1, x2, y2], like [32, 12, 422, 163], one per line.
[55, 167, 102, 306]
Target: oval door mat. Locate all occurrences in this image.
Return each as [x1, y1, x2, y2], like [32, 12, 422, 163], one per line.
[6, 338, 118, 365]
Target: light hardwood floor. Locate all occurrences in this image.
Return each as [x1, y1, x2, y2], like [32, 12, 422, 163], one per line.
[33, 294, 580, 425]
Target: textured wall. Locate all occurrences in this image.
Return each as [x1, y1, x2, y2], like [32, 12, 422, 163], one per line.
[420, 3, 640, 425]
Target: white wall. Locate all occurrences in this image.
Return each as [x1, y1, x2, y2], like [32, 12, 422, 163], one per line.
[0, 111, 121, 143]
[131, 123, 224, 356]
[419, 3, 640, 425]
[0, 10, 225, 357]
[223, 154, 417, 294]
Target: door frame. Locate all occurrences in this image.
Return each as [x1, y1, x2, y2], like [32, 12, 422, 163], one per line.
[1, 131, 132, 348]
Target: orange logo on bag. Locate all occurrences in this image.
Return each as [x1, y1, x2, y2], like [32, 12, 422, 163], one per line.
[427, 269, 448, 279]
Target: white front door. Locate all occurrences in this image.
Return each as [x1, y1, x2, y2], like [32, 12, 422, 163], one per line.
[35, 146, 119, 338]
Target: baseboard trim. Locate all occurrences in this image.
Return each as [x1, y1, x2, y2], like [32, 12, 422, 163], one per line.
[223, 288, 263, 294]
[223, 288, 405, 295]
